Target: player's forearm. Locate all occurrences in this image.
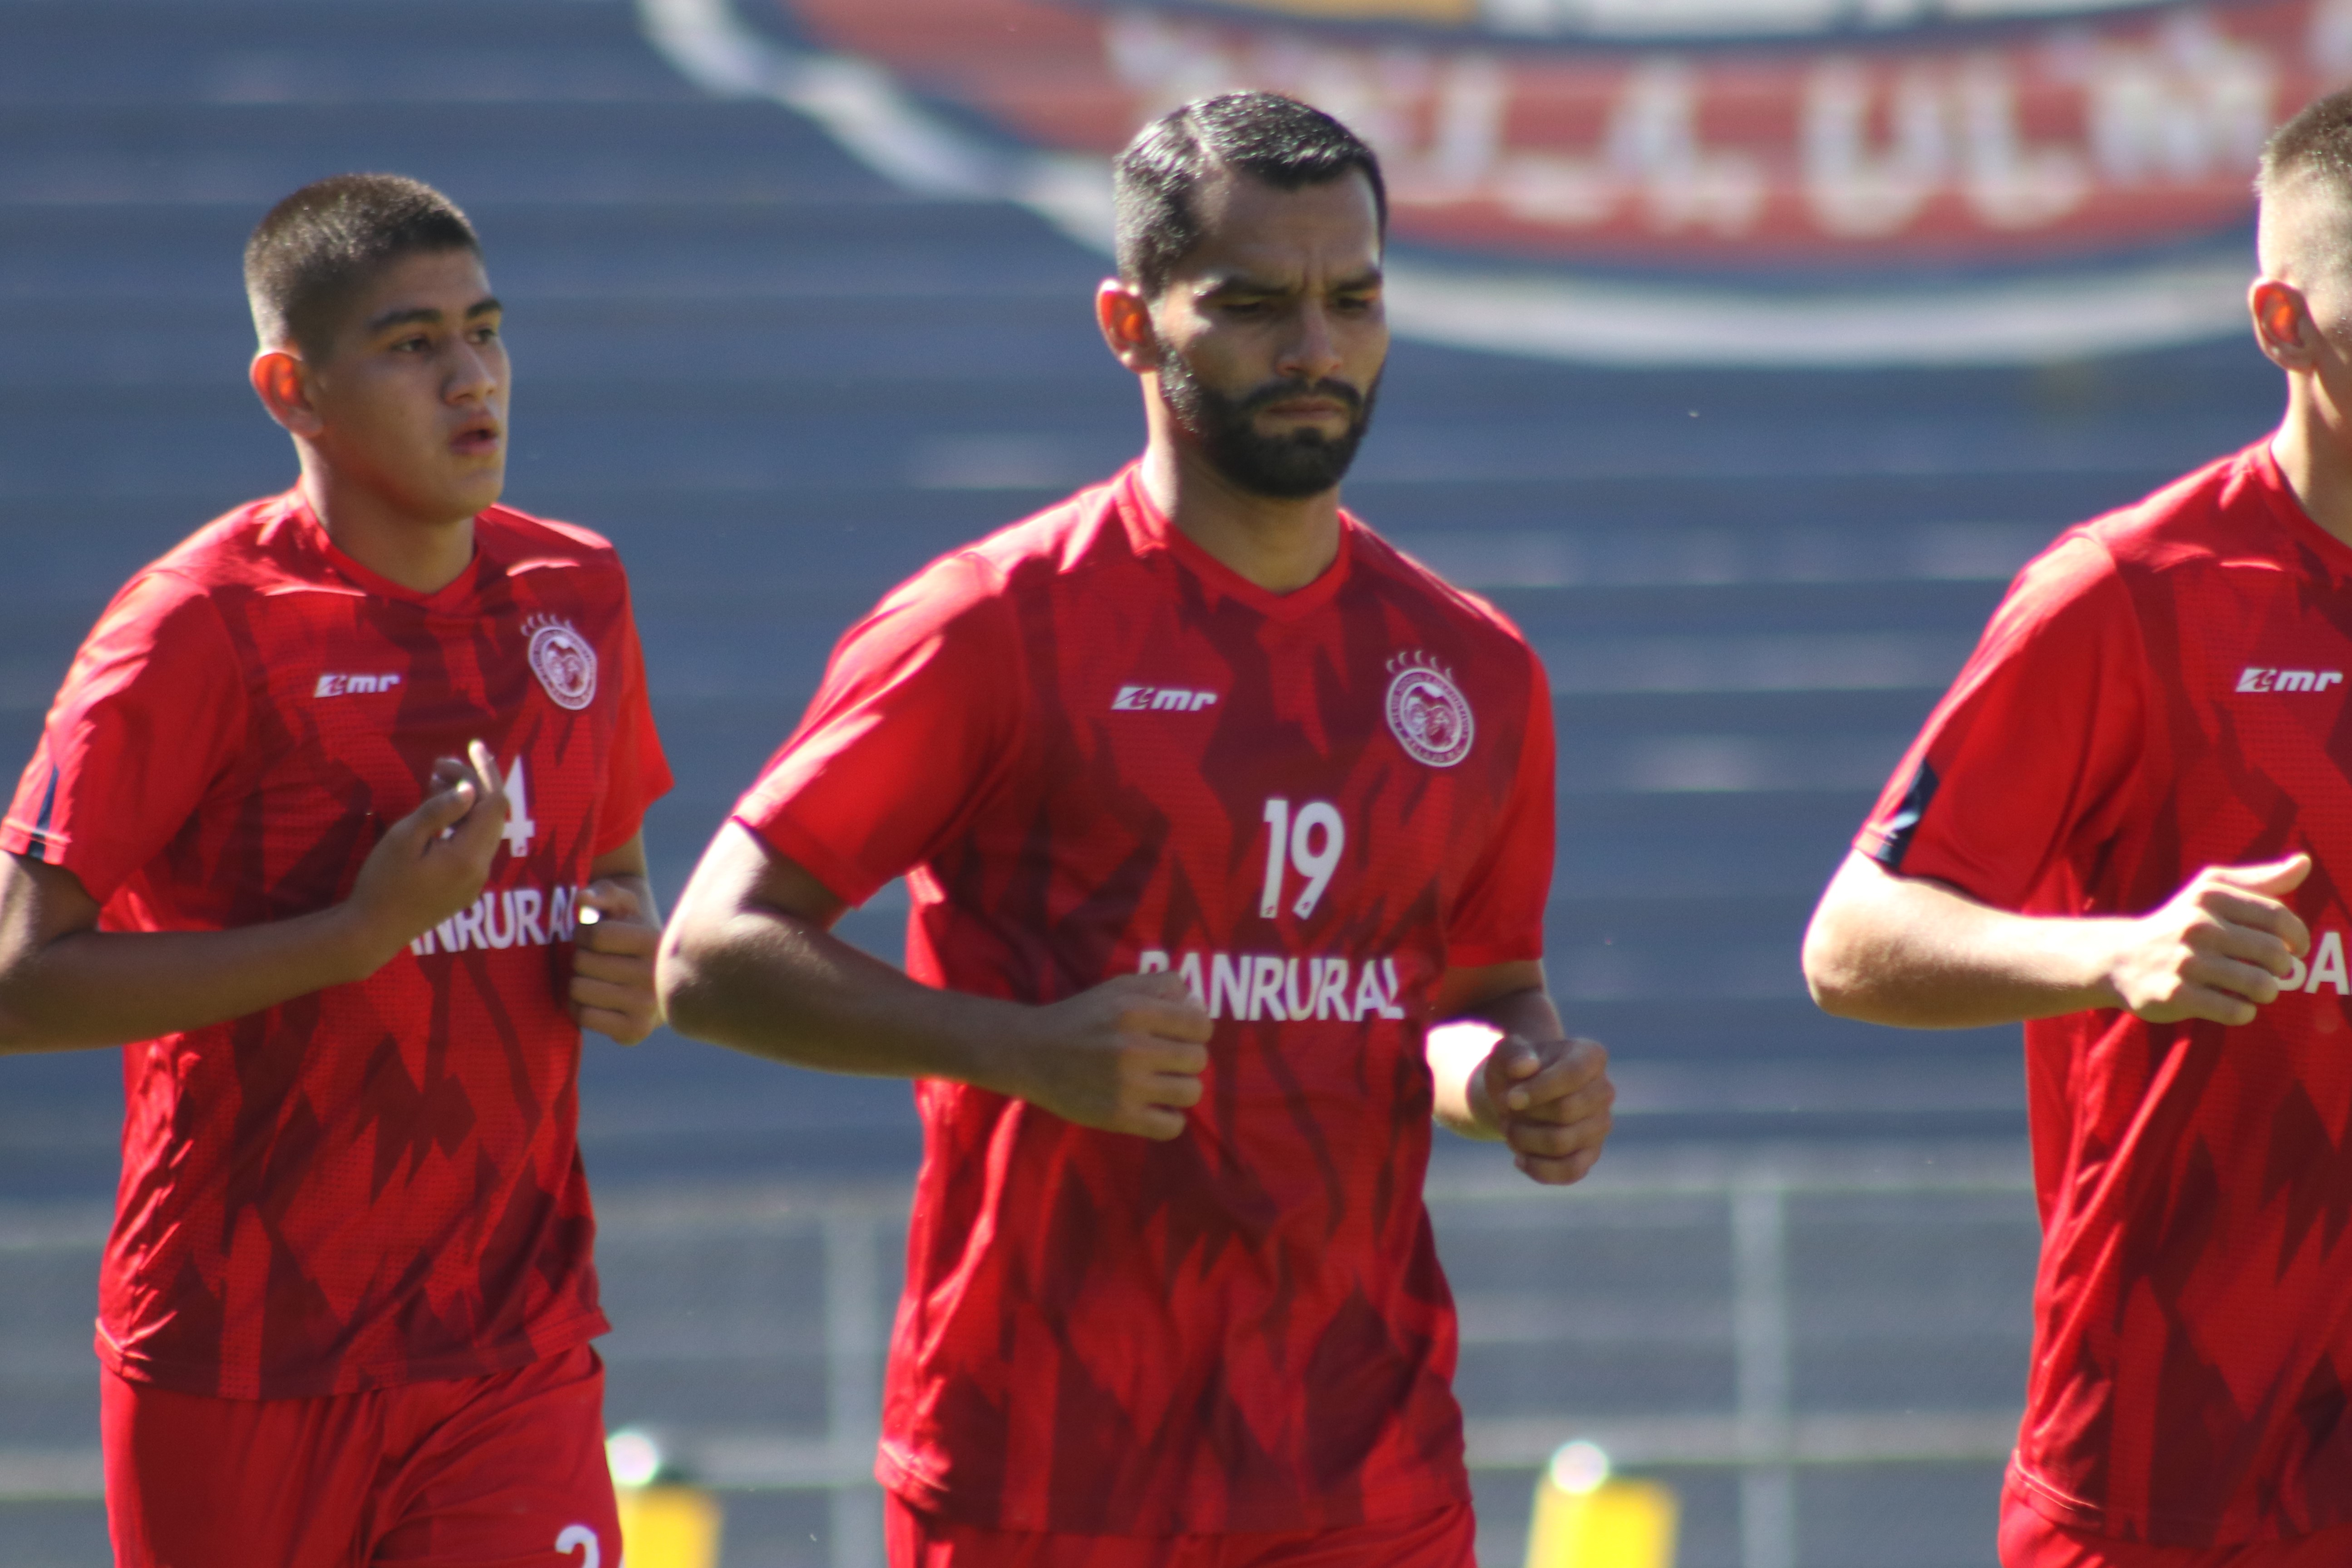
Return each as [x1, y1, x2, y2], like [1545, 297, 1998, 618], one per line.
[1803, 853, 2128, 1028]
[0, 903, 385, 1053]
[658, 906, 1033, 1088]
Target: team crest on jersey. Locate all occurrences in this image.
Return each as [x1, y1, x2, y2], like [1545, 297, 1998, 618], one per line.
[1385, 653, 1473, 769]
[525, 616, 597, 712]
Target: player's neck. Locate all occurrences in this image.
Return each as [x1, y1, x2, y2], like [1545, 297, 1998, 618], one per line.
[296, 463, 478, 596]
[1140, 441, 1342, 596]
[2271, 393, 2352, 551]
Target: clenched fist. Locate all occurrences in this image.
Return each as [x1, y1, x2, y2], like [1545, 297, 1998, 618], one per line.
[1001, 971, 1214, 1140]
[344, 740, 508, 966]
[2106, 854, 2312, 1026]
[571, 880, 661, 1045]
[1477, 1032, 1614, 1186]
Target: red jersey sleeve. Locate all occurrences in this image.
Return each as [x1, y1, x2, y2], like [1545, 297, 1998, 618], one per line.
[1445, 648, 1555, 969]
[1856, 533, 2147, 910]
[733, 554, 1025, 906]
[1, 571, 248, 906]
[593, 590, 672, 858]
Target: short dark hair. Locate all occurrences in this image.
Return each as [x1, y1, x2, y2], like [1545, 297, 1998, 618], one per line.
[1114, 92, 1387, 300]
[2260, 87, 2352, 203]
[244, 174, 480, 357]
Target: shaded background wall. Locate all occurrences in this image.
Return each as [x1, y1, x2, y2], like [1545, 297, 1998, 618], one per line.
[0, 1, 2295, 1564]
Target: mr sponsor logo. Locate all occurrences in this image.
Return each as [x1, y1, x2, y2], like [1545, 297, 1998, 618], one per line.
[409, 884, 588, 957]
[1138, 948, 1408, 1022]
[2237, 668, 2345, 693]
[315, 672, 402, 698]
[1112, 685, 1220, 713]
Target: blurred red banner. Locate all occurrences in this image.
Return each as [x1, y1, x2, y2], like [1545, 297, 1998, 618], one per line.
[782, 0, 2351, 265]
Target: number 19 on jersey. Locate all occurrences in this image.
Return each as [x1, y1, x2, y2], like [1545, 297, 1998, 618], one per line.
[1260, 797, 1344, 921]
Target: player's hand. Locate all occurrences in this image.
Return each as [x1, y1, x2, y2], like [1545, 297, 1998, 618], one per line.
[2106, 854, 2312, 1026]
[345, 740, 509, 968]
[1008, 972, 1212, 1140]
[1476, 1033, 1613, 1186]
[571, 880, 661, 1045]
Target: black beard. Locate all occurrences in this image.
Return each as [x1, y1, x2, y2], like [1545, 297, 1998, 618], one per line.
[1156, 352, 1379, 501]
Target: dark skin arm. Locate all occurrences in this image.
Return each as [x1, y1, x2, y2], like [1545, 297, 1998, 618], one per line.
[658, 821, 1213, 1139]
[0, 741, 509, 1052]
[1427, 963, 1614, 1186]
[659, 823, 1614, 1176]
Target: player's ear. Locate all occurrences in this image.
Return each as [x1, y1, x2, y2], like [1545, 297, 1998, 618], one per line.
[250, 347, 325, 437]
[1096, 278, 1161, 374]
[2251, 277, 2317, 372]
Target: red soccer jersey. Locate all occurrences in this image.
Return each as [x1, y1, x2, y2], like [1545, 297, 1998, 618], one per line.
[736, 467, 1555, 1535]
[1, 491, 671, 1401]
[1857, 443, 2352, 1546]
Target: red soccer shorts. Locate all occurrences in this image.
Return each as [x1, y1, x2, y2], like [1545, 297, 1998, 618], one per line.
[884, 1494, 1477, 1568]
[2001, 1479, 2352, 1568]
[104, 1342, 620, 1568]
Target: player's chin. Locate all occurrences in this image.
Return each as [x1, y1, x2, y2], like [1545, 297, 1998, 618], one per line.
[433, 464, 505, 519]
[1253, 415, 1347, 446]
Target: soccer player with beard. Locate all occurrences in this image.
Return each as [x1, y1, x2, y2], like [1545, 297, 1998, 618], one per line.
[1805, 87, 2352, 1568]
[658, 93, 1613, 1566]
[0, 175, 669, 1566]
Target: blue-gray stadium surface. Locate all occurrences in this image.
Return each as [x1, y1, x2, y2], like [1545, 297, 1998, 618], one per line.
[0, 0, 2286, 1564]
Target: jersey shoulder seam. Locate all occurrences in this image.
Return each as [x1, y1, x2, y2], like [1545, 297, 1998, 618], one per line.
[1352, 526, 1532, 641]
[478, 504, 620, 559]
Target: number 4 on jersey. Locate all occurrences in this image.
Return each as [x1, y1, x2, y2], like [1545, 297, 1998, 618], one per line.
[501, 756, 536, 858]
[1260, 797, 1344, 920]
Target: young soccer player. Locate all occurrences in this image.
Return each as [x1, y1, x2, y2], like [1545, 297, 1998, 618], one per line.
[1803, 88, 2352, 1568]
[658, 93, 1614, 1566]
[0, 174, 671, 1566]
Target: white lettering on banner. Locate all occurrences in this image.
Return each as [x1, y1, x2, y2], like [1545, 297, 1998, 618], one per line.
[410, 885, 579, 957]
[1094, 3, 2313, 254]
[2087, 13, 2276, 189]
[1139, 949, 1408, 1022]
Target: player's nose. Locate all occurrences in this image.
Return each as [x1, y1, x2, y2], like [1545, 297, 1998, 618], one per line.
[1275, 301, 1345, 384]
[445, 339, 500, 402]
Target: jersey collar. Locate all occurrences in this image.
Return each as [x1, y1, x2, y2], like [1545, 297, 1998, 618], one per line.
[1112, 462, 1356, 623]
[2248, 443, 2352, 582]
[280, 490, 489, 610]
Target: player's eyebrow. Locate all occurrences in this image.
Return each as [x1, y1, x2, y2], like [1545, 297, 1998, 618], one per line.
[1194, 271, 1280, 301]
[1197, 265, 1383, 301]
[364, 296, 503, 334]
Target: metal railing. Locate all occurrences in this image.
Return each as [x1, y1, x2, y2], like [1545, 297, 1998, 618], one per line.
[0, 1144, 2037, 1568]
[1430, 1146, 2032, 1568]
[588, 1143, 2036, 1568]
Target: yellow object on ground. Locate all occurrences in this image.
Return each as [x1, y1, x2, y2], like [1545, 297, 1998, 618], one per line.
[1525, 1442, 1677, 1568]
[616, 1483, 724, 1568]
